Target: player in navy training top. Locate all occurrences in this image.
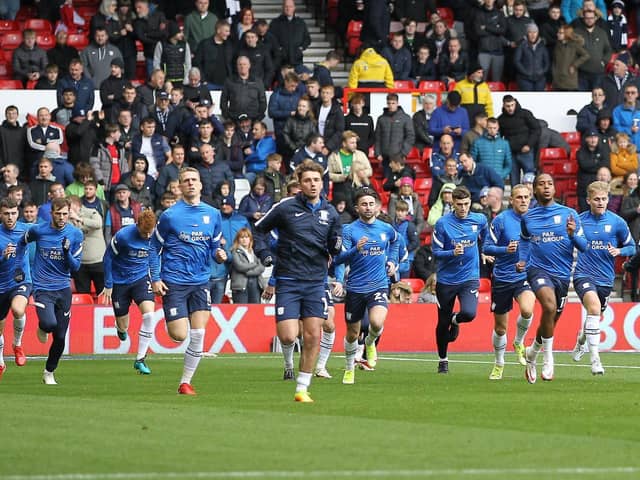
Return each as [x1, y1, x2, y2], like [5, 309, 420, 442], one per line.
[572, 181, 635, 375]
[255, 160, 342, 403]
[518, 174, 587, 383]
[432, 186, 488, 374]
[151, 167, 227, 396]
[0, 199, 32, 379]
[102, 210, 158, 375]
[21, 197, 83, 385]
[333, 187, 399, 385]
[482, 184, 535, 380]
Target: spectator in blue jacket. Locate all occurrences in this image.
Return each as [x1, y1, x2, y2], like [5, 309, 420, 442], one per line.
[382, 33, 413, 81]
[470, 118, 512, 180]
[267, 72, 303, 147]
[56, 59, 95, 113]
[459, 152, 504, 202]
[429, 90, 470, 153]
[238, 177, 274, 231]
[243, 121, 276, 183]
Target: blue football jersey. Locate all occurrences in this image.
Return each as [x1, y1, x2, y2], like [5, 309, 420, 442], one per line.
[432, 211, 488, 285]
[104, 224, 158, 288]
[483, 209, 526, 284]
[0, 221, 31, 292]
[574, 210, 635, 286]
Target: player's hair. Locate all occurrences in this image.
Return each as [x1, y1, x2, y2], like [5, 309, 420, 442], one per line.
[395, 199, 409, 212]
[588, 181, 610, 197]
[510, 183, 529, 197]
[232, 227, 254, 251]
[137, 209, 157, 231]
[294, 159, 324, 180]
[342, 130, 360, 143]
[0, 198, 18, 210]
[452, 186, 471, 200]
[354, 186, 379, 204]
[51, 197, 70, 212]
[179, 167, 200, 182]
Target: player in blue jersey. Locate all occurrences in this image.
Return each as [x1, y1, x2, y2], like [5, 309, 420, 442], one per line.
[151, 167, 227, 396]
[20, 197, 83, 385]
[101, 210, 158, 375]
[572, 181, 635, 375]
[255, 160, 342, 403]
[0, 199, 32, 380]
[432, 186, 488, 374]
[483, 184, 535, 380]
[333, 187, 399, 385]
[518, 174, 588, 383]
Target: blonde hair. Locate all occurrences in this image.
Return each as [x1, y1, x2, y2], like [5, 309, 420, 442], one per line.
[612, 132, 637, 154]
[232, 227, 254, 251]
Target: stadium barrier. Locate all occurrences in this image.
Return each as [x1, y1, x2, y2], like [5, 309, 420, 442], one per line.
[3, 303, 639, 355]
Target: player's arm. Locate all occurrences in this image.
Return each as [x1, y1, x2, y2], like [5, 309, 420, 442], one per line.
[150, 213, 168, 295]
[62, 232, 83, 272]
[326, 214, 343, 257]
[102, 236, 117, 289]
[331, 225, 359, 265]
[612, 220, 636, 257]
[209, 211, 226, 264]
[567, 213, 587, 252]
[387, 226, 400, 268]
[432, 221, 455, 258]
[517, 217, 531, 269]
[483, 218, 509, 256]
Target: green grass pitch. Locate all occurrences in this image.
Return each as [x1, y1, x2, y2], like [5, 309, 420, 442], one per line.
[0, 352, 639, 480]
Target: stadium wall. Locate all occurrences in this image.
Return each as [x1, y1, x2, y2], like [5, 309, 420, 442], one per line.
[6, 90, 589, 133]
[3, 303, 639, 355]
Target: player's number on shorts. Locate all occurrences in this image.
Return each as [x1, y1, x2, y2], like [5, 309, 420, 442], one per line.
[321, 296, 328, 316]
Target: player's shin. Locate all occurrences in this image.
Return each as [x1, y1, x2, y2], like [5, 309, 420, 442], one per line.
[492, 330, 506, 365]
[316, 330, 335, 370]
[180, 328, 204, 385]
[137, 312, 154, 361]
[344, 337, 358, 371]
[584, 314, 600, 360]
[514, 314, 532, 345]
[12, 315, 25, 346]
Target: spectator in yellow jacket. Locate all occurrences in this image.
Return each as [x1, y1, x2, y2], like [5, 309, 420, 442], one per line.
[454, 64, 494, 126]
[348, 45, 395, 89]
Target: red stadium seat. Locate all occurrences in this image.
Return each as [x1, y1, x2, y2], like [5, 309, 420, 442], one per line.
[407, 146, 421, 160]
[562, 192, 578, 209]
[36, 33, 56, 50]
[72, 294, 94, 305]
[67, 33, 89, 49]
[436, 7, 455, 27]
[403, 278, 425, 293]
[394, 80, 414, 89]
[539, 147, 568, 161]
[418, 80, 445, 92]
[447, 81, 456, 91]
[554, 161, 578, 175]
[24, 18, 53, 33]
[347, 20, 363, 40]
[25, 79, 37, 89]
[0, 62, 11, 79]
[487, 81, 506, 91]
[561, 131, 581, 145]
[507, 80, 519, 91]
[0, 20, 18, 31]
[0, 31, 22, 49]
[421, 147, 432, 162]
[0, 80, 22, 89]
[16, 5, 37, 22]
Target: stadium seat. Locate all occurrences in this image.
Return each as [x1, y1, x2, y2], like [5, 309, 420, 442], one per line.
[25, 79, 37, 89]
[389, 21, 404, 33]
[487, 81, 506, 91]
[67, 33, 89, 49]
[539, 147, 568, 161]
[347, 20, 363, 40]
[36, 33, 55, 49]
[0, 31, 22, 49]
[0, 79, 22, 89]
[562, 192, 578, 209]
[479, 278, 491, 293]
[421, 147, 432, 163]
[327, 0, 339, 26]
[507, 80, 519, 91]
[404, 278, 425, 293]
[24, 18, 53, 33]
[436, 7, 455, 27]
[406, 146, 421, 160]
[394, 80, 414, 89]
[561, 131, 581, 145]
[446, 81, 456, 91]
[555, 161, 578, 175]
[414, 177, 432, 193]
[16, 5, 37, 22]
[72, 293, 94, 305]
[0, 20, 18, 31]
[418, 80, 445, 92]
[0, 62, 11, 79]
[234, 178, 251, 207]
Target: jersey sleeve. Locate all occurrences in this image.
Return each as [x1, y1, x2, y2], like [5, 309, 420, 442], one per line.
[617, 216, 636, 257]
[332, 223, 358, 265]
[432, 218, 453, 259]
[327, 211, 343, 256]
[103, 235, 117, 289]
[483, 215, 508, 256]
[209, 209, 223, 260]
[65, 228, 83, 272]
[569, 210, 588, 252]
[387, 225, 400, 265]
[518, 216, 531, 263]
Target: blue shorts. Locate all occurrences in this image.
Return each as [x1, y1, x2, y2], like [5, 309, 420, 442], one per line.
[163, 282, 211, 322]
[112, 278, 154, 317]
[345, 288, 389, 324]
[573, 277, 611, 313]
[0, 283, 32, 319]
[491, 279, 532, 315]
[527, 267, 570, 313]
[275, 279, 328, 322]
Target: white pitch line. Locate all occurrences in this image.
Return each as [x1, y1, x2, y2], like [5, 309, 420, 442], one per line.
[1, 466, 639, 480]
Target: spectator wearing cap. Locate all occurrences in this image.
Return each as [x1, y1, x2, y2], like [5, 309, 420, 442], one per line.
[184, 0, 218, 53]
[57, 59, 96, 114]
[429, 90, 469, 153]
[470, 117, 512, 181]
[100, 58, 127, 122]
[577, 128, 609, 210]
[67, 107, 103, 167]
[80, 26, 124, 87]
[595, 108, 617, 157]
[608, 0, 629, 52]
[475, 0, 508, 82]
[601, 52, 638, 108]
[498, 94, 540, 187]
[194, 19, 234, 90]
[269, 0, 311, 68]
[573, 8, 612, 91]
[454, 63, 494, 126]
[105, 183, 142, 241]
[149, 91, 173, 137]
[153, 20, 191, 85]
[220, 56, 267, 123]
[521, 171, 538, 208]
[388, 176, 425, 234]
[90, 122, 130, 197]
[374, 92, 415, 175]
[233, 114, 253, 148]
[514, 23, 550, 91]
[459, 152, 504, 203]
[237, 29, 275, 89]
[244, 121, 276, 180]
[613, 83, 640, 148]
